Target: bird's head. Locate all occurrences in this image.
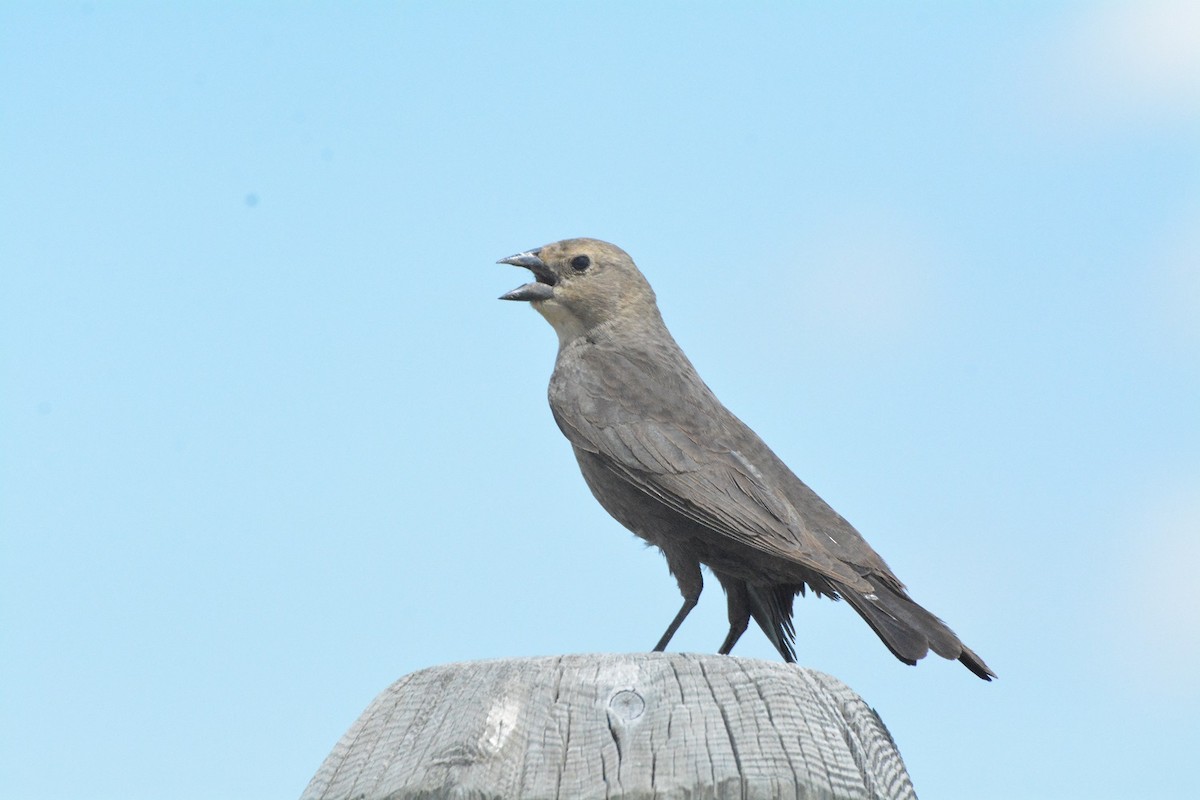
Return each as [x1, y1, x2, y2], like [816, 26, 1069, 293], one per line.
[498, 238, 659, 344]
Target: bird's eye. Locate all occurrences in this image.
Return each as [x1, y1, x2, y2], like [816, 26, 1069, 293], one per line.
[571, 255, 591, 271]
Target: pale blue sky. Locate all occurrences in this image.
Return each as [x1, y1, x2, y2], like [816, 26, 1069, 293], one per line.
[3, 3, 1198, 798]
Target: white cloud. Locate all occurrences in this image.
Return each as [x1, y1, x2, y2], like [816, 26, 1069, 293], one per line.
[1023, 3, 1200, 354]
[1029, 0, 1200, 127]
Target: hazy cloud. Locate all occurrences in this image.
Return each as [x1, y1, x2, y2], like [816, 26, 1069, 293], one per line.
[1027, 0, 1200, 128]
[1021, 3, 1200, 355]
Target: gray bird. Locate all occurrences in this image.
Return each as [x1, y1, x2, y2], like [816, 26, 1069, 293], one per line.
[498, 237, 994, 680]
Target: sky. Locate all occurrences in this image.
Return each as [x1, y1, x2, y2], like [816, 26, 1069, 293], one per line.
[2, 2, 1198, 798]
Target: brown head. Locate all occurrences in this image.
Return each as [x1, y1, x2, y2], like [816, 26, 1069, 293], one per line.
[498, 238, 660, 345]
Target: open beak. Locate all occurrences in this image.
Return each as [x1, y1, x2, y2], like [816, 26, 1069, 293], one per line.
[498, 251, 557, 302]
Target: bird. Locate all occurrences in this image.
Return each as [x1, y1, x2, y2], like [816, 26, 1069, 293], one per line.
[497, 237, 994, 680]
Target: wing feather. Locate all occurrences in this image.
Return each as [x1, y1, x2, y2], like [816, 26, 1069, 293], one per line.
[550, 347, 871, 590]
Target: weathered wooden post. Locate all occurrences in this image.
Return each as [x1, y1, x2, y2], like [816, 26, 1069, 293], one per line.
[300, 653, 915, 800]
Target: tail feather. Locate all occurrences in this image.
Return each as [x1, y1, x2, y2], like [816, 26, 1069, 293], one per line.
[957, 644, 995, 681]
[745, 584, 799, 662]
[842, 581, 996, 681]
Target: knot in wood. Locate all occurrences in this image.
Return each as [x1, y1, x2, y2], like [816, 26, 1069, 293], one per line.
[607, 688, 645, 721]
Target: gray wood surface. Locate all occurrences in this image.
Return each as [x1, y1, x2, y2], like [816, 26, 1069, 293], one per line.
[300, 653, 916, 800]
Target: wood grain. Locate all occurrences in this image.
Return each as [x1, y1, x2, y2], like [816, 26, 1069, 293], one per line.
[300, 653, 915, 800]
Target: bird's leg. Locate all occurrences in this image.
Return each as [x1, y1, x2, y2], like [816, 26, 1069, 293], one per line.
[716, 574, 751, 655]
[653, 555, 703, 652]
[652, 597, 697, 652]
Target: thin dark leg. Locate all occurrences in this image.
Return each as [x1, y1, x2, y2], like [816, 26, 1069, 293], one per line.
[717, 618, 748, 655]
[716, 572, 751, 655]
[653, 596, 698, 652]
[653, 553, 703, 652]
